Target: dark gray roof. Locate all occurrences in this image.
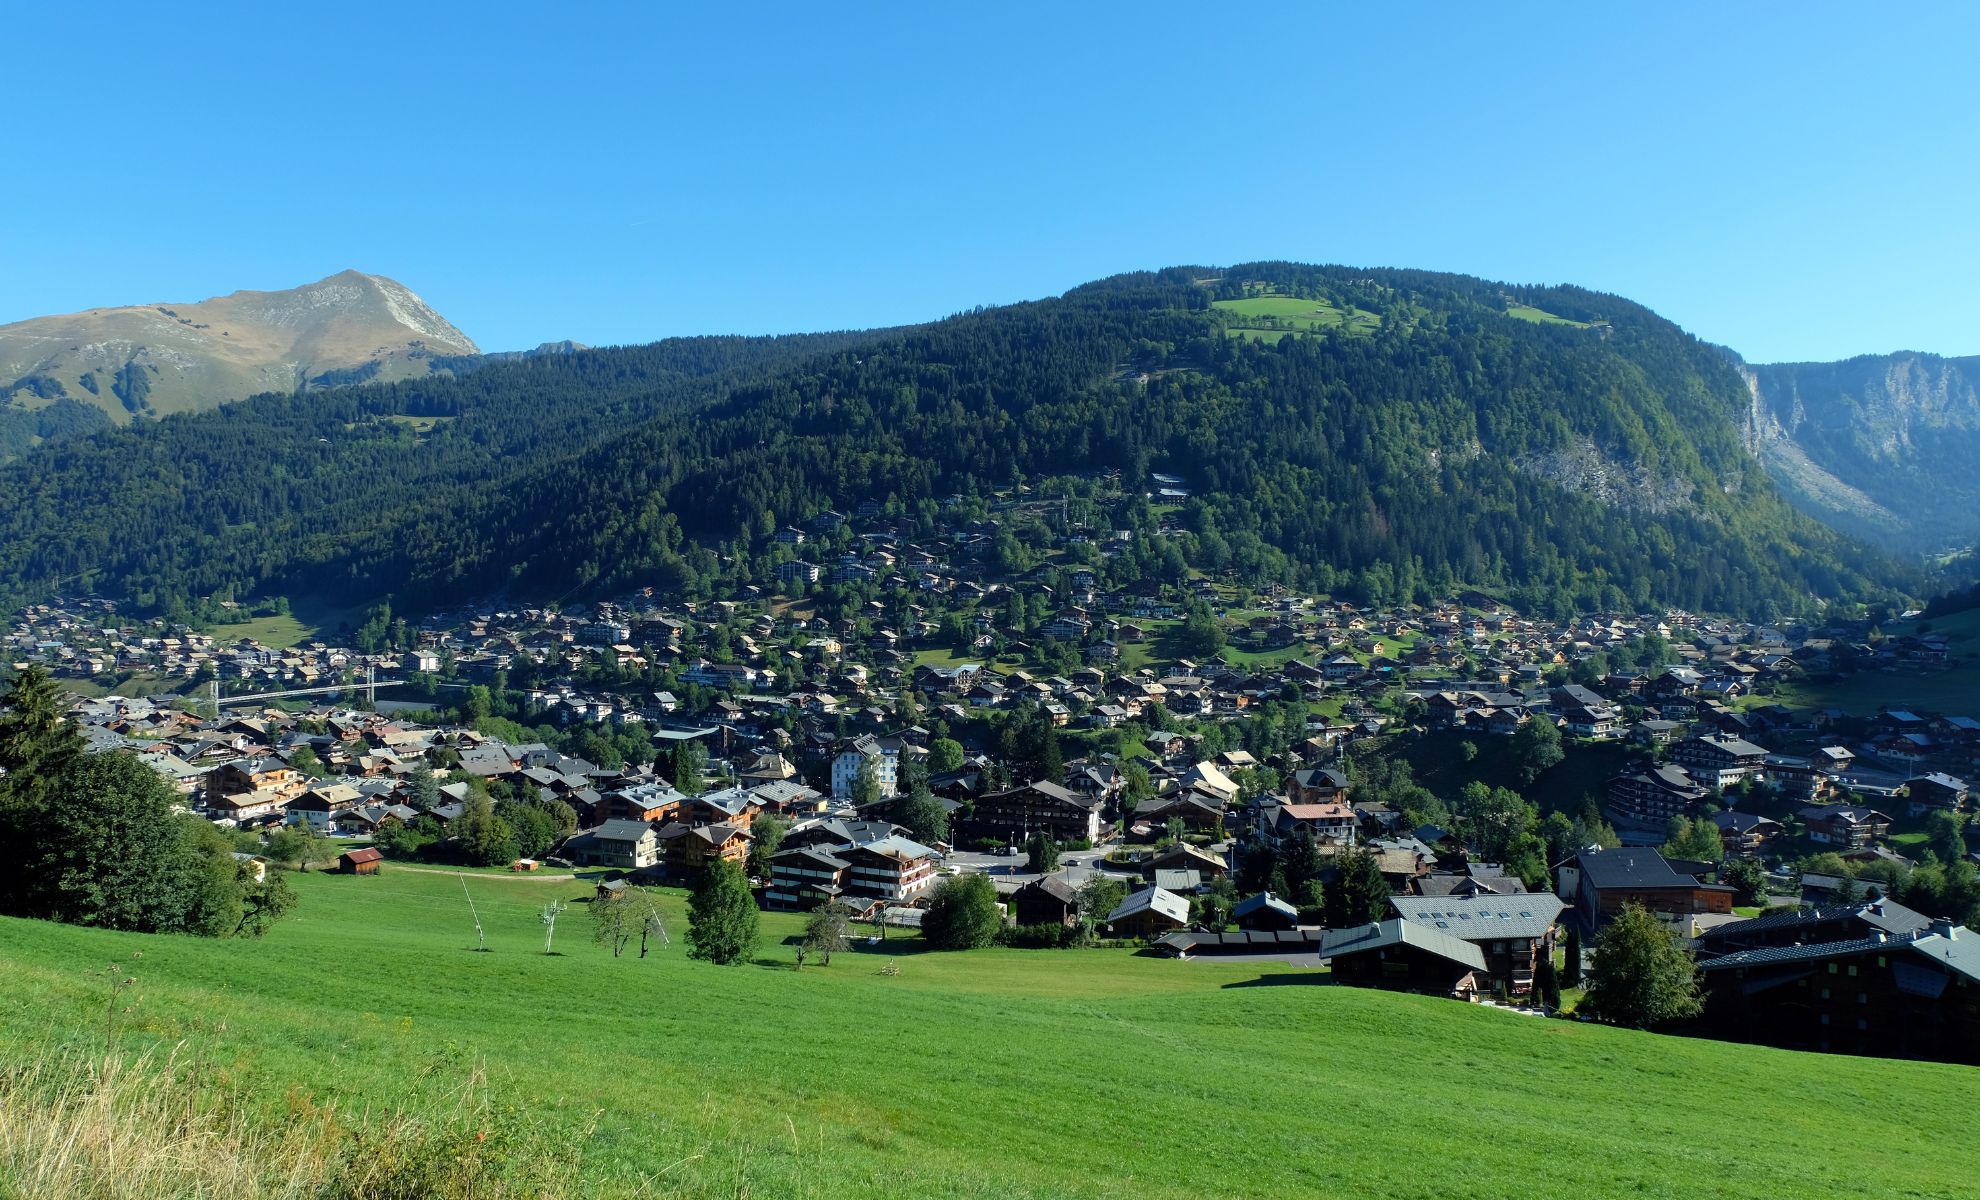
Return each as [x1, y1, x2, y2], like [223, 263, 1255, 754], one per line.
[1699, 927, 1980, 985]
[1696, 898, 1930, 943]
[1575, 848, 1701, 890]
[595, 818, 657, 841]
[1388, 894, 1564, 941]
[1017, 873, 1081, 904]
[1232, 891, 1299, 920]
[1318, 918, 1487, 971]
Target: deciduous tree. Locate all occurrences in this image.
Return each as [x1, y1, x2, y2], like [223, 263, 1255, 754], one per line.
[1580, 903, 1702, 1029]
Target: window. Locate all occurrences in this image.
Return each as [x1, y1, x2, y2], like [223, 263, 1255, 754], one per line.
[1847, 965, 1859, 977]
[1827, 963, 1838, 974]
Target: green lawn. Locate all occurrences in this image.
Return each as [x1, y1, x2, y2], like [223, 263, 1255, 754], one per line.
[2, 868, 1977, 1197]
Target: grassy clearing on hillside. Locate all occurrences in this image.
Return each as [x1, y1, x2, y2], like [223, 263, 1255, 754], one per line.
[1212, 295, 1380, 338]
[1504, 302, 1591, 327]
[1, 868, 1976, 1198]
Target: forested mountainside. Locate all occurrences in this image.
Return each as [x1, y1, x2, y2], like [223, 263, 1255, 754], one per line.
[0, 264, 1913, 621]
[1739, 351, 1980, 551]
[0, 271, 479, 457]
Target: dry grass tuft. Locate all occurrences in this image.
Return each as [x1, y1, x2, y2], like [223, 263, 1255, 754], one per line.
[0, 1045, 586, 1199]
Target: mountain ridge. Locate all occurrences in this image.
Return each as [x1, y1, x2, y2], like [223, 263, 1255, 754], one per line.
[0, 262, 1914, 623]
[0, 270, 478, 456]
[1737, 349, 1980, 550]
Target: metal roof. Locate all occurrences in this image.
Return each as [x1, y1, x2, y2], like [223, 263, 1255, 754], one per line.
[1317, 918, 1487, 971]
[1388, 893, 1564, 941]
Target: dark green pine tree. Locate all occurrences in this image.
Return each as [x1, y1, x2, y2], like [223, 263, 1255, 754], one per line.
[1322, 847, 1392, 929]
[0, 666, 87, 912]
[686, 858, 760, 965]
[1562, 924, 1584, 987]
[1535, 951, 1562, 1010]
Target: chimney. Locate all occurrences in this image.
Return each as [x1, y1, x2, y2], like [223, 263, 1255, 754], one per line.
[1930, 918, 1958, 940]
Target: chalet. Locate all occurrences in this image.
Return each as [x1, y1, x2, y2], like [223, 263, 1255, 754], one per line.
[765, 829, 938, 910]
[286, 782, 362, 828]
[1799, 803, 1893, 849]
[600, 782, 685, 823]
[1906, 773, 1969, 817]
[1694, 897, 1932, 957]
[656, 821, 750, 877]
[1710, 810, 1785, 855]
[1697, 920, 1980, 1064]
[1318, 919, 1486, 1000]
[1133, 790, 1226, 836]
[1606, 763, 1710, 828]
[568, 818, 662, 870]
[1261, 800, 1356, 848]
[1232, 891, 1300, 932]
[1388, 893, 1564, 996]
[1011, 874, 1082, 928]
[1286, 767, 1348, 806]
[206, 756, 308, 804]
[1764, 754, 1836, 802]
[1142, 841, 1229, 882]
[1670, 734, 1770, 790]
[684, 785, 764, 829]
[1557, 848, 1735, 931]
[962, 780, 1104, 844]
[1106, 886, 1190, 939]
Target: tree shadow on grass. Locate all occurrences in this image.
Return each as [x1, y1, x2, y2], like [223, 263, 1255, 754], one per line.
[1221, 973, 1336, 989]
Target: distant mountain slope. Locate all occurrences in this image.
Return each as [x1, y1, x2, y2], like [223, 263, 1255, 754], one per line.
[1739, 351, 1980, 551]
[0, 263, 1912, 622]
[0, 271, 478, 456]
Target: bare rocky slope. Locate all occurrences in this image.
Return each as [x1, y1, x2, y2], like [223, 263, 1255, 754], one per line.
[1739, 351, 1980, 551]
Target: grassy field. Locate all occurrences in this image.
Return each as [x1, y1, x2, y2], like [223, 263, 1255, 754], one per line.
[1212, 295, 1380, 339]
[2, 868, 1977, 1198]
[1765, 609, 1980, 716]
[1504, 303, 1591, 327]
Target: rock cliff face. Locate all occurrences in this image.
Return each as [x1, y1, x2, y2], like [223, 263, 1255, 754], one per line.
[1739, 351, 1980, 550]
[0, 271, 477, 455]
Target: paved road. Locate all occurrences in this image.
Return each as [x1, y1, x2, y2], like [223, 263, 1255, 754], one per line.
[941, 845, 1140, 889]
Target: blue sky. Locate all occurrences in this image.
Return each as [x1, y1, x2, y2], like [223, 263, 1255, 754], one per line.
[4, 3, 1975, 362]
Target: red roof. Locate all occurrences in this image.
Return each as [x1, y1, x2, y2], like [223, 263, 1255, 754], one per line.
[342, 847, 384, 864]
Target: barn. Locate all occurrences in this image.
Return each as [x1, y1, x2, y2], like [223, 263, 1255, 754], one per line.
[337, 847, 384, 876]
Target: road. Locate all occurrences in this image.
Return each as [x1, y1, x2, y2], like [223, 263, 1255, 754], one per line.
[941, 844, 1140, 889]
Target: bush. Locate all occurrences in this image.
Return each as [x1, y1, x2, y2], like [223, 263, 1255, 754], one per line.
[1001, 922, 1078, 949]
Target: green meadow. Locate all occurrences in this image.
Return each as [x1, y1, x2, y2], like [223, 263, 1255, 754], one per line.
[1212, 294, 1380, 340]
[1, 866, 1975, 1198]
[1504, 302, 1592, 327]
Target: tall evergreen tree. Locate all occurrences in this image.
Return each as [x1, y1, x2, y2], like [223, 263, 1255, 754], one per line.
[0, 666, 86, 908]
[1322, 847, 1391, 928]
[672, 739, 709, 795]
[686, 858, 759, 965]
[407, 760, 441, 812]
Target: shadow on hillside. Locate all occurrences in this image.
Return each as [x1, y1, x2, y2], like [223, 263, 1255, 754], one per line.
[1221, 973, 1336, 989]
